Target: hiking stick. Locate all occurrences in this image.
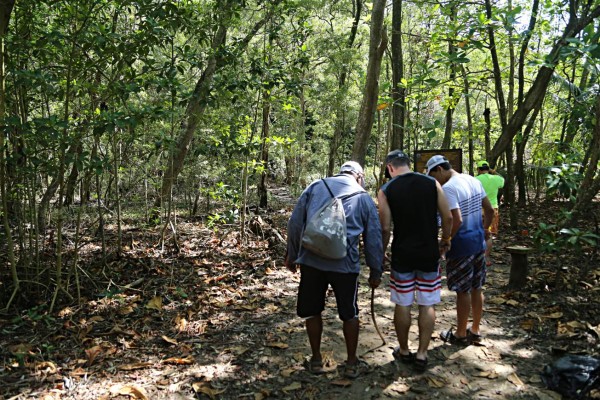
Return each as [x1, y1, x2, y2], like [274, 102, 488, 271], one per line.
[371, 287, 386, 345]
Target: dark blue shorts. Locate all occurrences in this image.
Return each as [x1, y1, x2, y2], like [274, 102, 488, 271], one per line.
[297, 265, 359, 322]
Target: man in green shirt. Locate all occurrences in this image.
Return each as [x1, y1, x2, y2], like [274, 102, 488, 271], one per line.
[475, 161, 504, 266]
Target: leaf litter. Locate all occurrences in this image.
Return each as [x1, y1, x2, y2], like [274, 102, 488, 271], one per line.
[0, 197, 598, 399]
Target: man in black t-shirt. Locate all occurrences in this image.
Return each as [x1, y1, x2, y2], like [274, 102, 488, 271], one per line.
[378, 150, 453, 372]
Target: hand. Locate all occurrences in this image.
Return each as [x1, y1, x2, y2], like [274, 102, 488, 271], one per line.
[368, 277, 381, 289]
[439, 240, 451, 256]
[284, 257, 297, 273]
[484, 229, 491, 241]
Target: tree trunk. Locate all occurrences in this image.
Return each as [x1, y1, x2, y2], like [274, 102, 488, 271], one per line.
[441, 6, 457, 149]
[572, 93, 600, 217]
[352, 0, 387, 166]
[461, 65, 474, 176]
[0, 0, 17, 309]
[328, 0, 362, 176]
[505, 141, 518, 229]
[158, 5, 273, 207]
[391, 0, 406, 150]
[483, 108, 491, 160]
[488, 2, 600, 166]
[258, 91, 270, 208]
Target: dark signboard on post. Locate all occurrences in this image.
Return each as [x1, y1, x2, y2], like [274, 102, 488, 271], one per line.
[414, 149, 463, 174]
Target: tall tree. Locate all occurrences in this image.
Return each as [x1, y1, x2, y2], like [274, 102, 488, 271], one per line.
[159, 2, 274, 208]
[0, 0, 17, 309]
[327, 0, 362, 176]
[487, 0, 600, 167]
[352, 0, 387, 166]
[390, 0, 406, 150]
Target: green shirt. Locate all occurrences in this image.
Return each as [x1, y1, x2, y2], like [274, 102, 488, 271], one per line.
[475, 173, 505, 208]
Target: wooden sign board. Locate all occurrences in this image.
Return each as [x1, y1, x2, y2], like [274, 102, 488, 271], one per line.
[413, 149, 463, 174]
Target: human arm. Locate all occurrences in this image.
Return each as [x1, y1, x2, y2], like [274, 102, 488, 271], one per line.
[285, 189, 310, 272]
[450, 208, 462, 238]
[377, 189, 392, 254]
[362, 195, 384, 288]
[481, 196, 494, 241]
[436, 181, 453, 255]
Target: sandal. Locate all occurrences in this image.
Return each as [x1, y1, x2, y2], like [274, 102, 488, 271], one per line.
[467, 328, 483, 344]
[392, 347, 415, 364]
[413, 357, 428, 373]
[343, 358, 371, 379]
[303, 358, 325, 375]
[440, 329, 471, 346]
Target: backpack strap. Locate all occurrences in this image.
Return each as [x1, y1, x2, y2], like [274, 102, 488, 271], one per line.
[321, 179, 335, 199]
[323, 178, 366, 200]
[339, 190, 366, 201]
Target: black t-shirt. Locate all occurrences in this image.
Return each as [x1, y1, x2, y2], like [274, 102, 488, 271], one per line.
[382, 172, 439, 273]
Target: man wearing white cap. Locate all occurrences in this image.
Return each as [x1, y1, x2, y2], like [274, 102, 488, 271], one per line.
[286, 161, 384, 379]
[426, 155, 494, 345]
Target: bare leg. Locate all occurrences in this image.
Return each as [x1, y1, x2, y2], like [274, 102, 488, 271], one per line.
[394, 305, 412, 355]
[343, 317, 359, 364]
[416, 305, 435, 360]
[455, 292, 471, 338]
[306, 315, 323, 362]
[469, 289, 484, 335]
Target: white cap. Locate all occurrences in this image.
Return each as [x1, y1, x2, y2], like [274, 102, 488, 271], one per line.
[426, 155, 449, 175]
[339, 161, 364, 175]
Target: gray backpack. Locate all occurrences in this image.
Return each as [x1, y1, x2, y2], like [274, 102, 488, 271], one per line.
[301, 179, 364, 260]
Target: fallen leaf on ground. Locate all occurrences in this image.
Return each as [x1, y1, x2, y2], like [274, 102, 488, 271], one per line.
[390, 382, 410, 393]
[145, 296, 163, 311]
[521, 319, 535, 330]
[119, 362, 153, 371]
[161, 335, 178, 345]
[542, 312, 563, 319]
[427, 376, 446, 388]
[282, 381, 302, 392]
[163, 356, 194, 365]
[229, 346, 249, 355]
[557, 322, 578, 337]
[35, 361, 57, 374]
[192, 382, 225, 399]
[535, 389, 562, 400]
[566, 321, 586, 329]
[474, 370, 498, 379]
[507, 372, 524, 387]
[330, 379, 352, 387]
[85, 345, 102, 366]
[267, 341, 288, 349]
[110, 384, 149, 400]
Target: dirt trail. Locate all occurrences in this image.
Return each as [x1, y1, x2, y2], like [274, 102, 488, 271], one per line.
[272, 254, 562, 399]
[2, 186, 596, 399]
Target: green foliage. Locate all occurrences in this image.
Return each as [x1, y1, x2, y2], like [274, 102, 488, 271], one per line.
[11, 305, 55, 327]
[545, 162, 582, 202]
[534, 222, 600, 254]
[207, 208, 239, 228]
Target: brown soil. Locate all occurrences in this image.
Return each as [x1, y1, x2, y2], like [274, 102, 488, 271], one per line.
[0, 189, 599, 399]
